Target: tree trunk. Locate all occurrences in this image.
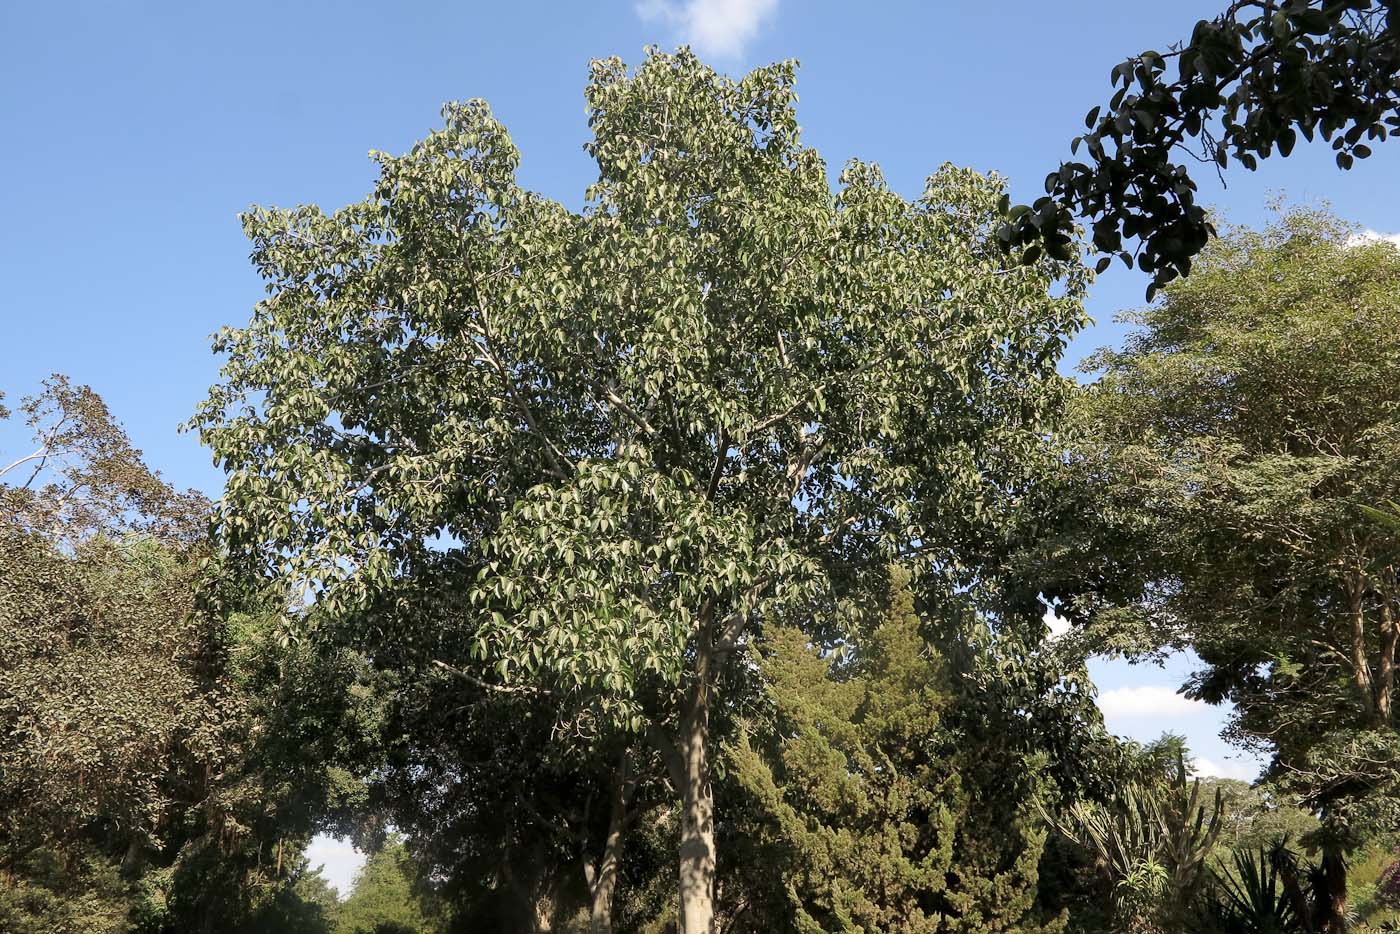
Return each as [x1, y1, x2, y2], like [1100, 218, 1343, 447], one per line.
[1316, 842, 1348, 934]
[1377, 601, 1397, 722]
[1346, 571, 1377, 718]
[587, 751, 633, 934]
[120, 836, 143, 875]
[677, 678, 716, 934]
[501, 860, 542, 934]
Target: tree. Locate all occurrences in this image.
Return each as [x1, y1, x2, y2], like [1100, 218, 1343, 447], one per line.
[1000, 0, 1400, 296]
[722, 571, 1067, 932]
[193, 49, 1088, 931]
[0, 376, 375, 932]
[335, 838, 445, 934]
[0, 374, 205, 545]
[1066, 207, 1400, 930]
[0, 376, 221, 903]
[241, 862, 341, 934]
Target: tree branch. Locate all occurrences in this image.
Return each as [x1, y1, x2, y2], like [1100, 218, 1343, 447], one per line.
[432, 659, 546, 696]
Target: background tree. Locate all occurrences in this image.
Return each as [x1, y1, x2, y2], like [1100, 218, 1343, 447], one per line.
[0, 376, 225, 928]
[1000, 0, 1400, 295]
[193, 49, 1089, 931]
[334, 837, 446, 934]
[0, 377, 372, 932]
[1064, 208, 1400, 930]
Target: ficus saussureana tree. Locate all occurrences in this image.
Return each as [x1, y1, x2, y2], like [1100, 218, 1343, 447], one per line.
[193, 49, 1088, 931]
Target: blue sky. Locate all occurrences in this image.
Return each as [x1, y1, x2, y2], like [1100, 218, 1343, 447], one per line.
[6, 0, 1397, 895]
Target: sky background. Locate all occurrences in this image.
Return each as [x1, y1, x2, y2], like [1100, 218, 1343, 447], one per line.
[5, 0, 1398, 897]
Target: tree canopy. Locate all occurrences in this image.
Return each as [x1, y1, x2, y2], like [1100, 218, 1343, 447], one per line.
[1065, 207, 1400, 929]
[192, 48, 1089, 931]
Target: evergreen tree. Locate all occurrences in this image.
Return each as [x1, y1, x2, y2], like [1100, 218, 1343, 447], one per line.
[723, 572, 1065, 932]
[335, 838, 445, 934]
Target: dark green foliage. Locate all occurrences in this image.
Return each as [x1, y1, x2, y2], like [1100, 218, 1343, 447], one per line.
[1000, 1, 1400, 295]
[236, 863, 341, 934]
[721, 573, 1068, 932]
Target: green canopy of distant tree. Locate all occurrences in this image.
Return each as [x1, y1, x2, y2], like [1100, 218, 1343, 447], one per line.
[334, 838, 446, 934]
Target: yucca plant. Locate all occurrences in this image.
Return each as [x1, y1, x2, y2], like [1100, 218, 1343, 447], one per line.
[1191, 837, 1338, 934]
[1205, 842, 1301, 934]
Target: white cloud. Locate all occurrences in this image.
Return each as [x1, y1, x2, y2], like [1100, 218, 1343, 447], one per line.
[305, 833, 365, 900]
[1193, 755, 1260, 782]
[636, 0, 779, 58]
[1043, 605, 1071, 641]
[1347, 229, 1400, 248]
[1096, 684, 1208, 719]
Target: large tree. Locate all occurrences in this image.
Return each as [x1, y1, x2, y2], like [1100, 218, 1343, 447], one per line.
[0, 377, 217, 894]
[193, 49, 1088, 931]
[1063, 208, 1400, 930]
[1001, 0, 1400, 295]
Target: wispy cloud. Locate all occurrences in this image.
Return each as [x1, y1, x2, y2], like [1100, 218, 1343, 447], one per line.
[1097, 685, 1208, 719]
[635, 0, 779, 58]
[1347, 229, 1400, 248]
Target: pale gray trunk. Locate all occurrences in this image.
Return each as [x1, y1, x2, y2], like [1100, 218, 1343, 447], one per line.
[1378, 601, 1397, 722]
[120, 837, 143, 874]
[677, 680, 715, 934]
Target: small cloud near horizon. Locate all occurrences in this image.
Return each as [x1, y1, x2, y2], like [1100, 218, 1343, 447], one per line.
[635, 0, 779, 58]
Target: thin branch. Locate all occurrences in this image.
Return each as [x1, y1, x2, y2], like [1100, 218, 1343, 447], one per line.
[432, 659, 545, 696]
[469, 315, 573, 481]
[0, 447, 72, 485]
[713, 576, 772, 660]
[646, 724, 684, 789]
[705, 428, 729, 501]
